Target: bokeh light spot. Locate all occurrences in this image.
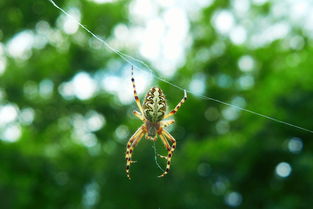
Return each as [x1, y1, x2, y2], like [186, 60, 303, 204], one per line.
[115, 125, 129, 143]
[216, 120, 230, 134]
[288, 137, 303, 154]
[238, 55, 255, 72]
[275, 162, 292, 178]
[205, 107, 220, 121]
[39, 79, 54, 99]
[83, 182, 99, 207]
[86, 111, 105, 132]
[59, 72, 98, 100]
[237, 75, 254, 90]
[212, 177, 228, 195]
[217, 74, 233, 88]
[222, 106, 240, 121]
[0, 104, 19, 124]
[2, 124, 21, 142]
[197, 163, 211, 177]
[73, 72, 97, 100]
[189, 73, 206, 95]
[225, 192, 242, 207]
[230, 26, 247, 45]
[7, 30, 34, 59]
[19, 107, 35, 125]
[212, 10, 234, 34]
[58, 7, 80, 35]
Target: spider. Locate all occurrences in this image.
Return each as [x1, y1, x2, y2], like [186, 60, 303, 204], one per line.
[125, 67, 187, 179]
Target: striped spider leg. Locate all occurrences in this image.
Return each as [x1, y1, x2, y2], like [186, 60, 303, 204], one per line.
[125, 67, 187, 179]
[163, 89, 187, 119]
[158, 129, 177, 177]
[125, 125, 145, 180]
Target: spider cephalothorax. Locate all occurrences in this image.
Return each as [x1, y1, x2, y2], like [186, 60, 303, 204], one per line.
[125, 67, 187, 179]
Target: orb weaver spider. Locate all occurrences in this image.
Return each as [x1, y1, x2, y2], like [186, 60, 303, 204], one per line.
[125, 67, 187, 179]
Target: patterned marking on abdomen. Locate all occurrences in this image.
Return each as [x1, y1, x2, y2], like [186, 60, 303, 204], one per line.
[143, 87, 167, 122]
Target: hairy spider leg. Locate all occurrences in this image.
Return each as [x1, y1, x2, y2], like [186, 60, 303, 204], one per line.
[161, 120, 175, 128]
[133, 110, 144, 121]
[163, 90, 187, 119]
[158, 130, 177, 177]
[131, 66, 144, 115]
[126, 126, 145, 179]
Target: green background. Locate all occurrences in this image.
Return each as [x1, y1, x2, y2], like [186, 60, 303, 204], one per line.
[0, 0, 313, 208]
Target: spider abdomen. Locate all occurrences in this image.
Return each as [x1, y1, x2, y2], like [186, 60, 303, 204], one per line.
[143, 87, 166, 122]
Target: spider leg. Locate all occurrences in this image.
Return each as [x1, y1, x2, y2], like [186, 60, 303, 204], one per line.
[157, 120, 175, 151]
[158, 134, 170, 159]
[161, 120, 175, 128]
[125, 126, 145, 180]
[163, 90, 187, 119]
[158, 130, 176, 178]
[131, 66, 144, 115]
[133, 110, 144, 121]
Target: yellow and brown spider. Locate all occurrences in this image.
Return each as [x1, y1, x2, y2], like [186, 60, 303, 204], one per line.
[125, 67, 187, 179]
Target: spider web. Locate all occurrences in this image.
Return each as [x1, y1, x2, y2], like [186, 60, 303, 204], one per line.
[48, 0, 313, 135]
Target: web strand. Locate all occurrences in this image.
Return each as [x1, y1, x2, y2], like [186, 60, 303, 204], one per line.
[48, 0, 313, 134]
[152, 141, 165, 172]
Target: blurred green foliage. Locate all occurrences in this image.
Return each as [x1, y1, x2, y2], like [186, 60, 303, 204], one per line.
[0, 0, 313, 209]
